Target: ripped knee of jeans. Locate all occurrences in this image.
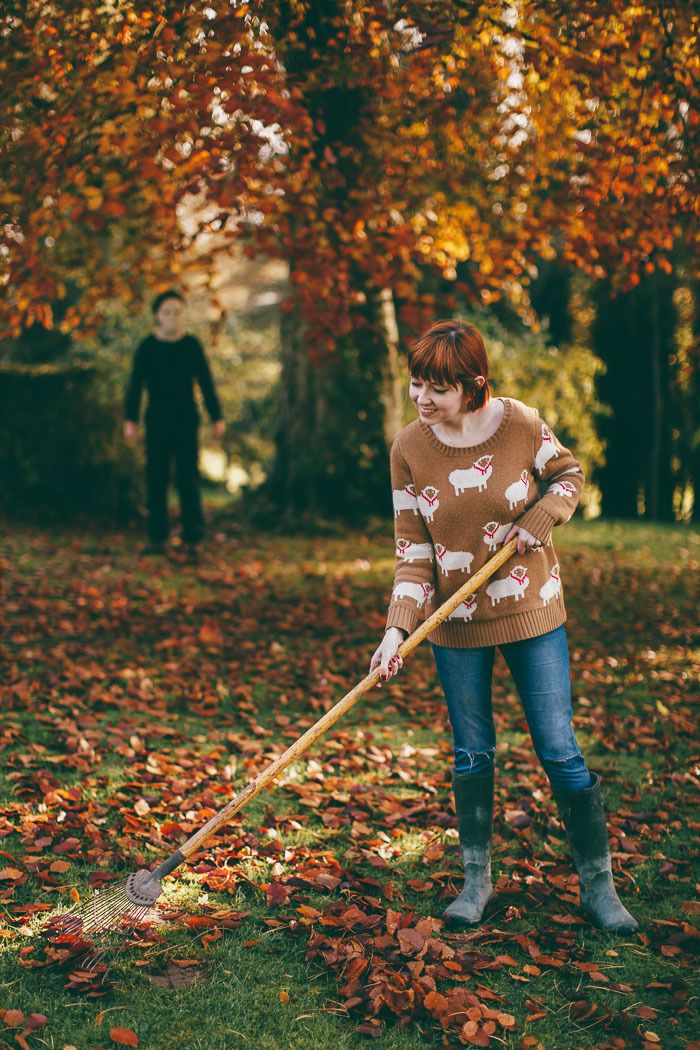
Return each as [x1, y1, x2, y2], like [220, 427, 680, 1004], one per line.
[454, 745, 496, 777]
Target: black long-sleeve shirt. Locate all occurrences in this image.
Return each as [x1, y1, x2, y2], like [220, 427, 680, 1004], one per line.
[124, 334, 222, 426]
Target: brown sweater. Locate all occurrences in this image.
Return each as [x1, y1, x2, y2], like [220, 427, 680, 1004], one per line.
[385, 396, 585, 647]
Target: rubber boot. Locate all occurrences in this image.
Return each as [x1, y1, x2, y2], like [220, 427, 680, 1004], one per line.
[444, 767, 494, 926]
[554, 771, 639, 934]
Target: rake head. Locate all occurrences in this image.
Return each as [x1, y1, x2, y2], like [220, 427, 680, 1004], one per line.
[42, 869, 164, 972]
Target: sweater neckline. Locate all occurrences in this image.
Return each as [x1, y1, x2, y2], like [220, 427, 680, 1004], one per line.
[419, 397, 513, 457]
[150, 333, 189, 345]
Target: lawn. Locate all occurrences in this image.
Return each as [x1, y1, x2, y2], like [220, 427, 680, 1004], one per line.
[0, 516, 698, 1050]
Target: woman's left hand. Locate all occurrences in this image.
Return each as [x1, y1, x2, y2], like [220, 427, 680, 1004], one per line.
[502, 525, 543, 555]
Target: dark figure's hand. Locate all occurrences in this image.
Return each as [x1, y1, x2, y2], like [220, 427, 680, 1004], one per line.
[123, 421, 139, 443]
[212, 420, 226, 441]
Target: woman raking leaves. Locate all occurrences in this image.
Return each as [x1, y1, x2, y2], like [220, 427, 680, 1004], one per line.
[44, 321, 637, 963]
[369, 319, 638, 934]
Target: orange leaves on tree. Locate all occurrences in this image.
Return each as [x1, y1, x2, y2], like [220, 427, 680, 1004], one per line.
[2, 3, 696, 343]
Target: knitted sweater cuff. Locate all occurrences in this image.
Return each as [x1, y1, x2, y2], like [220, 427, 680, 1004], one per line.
[385, 604, 421, 637]
[515, 504, 557, 545]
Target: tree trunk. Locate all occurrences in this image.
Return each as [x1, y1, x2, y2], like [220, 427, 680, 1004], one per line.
[529, 258, 573, 346]
[687, 279, 700, 523]
[648, 278, 662, 520]
[258, 2, 406, 522]
[376, 287, 406, 447]
[591, 279, 647, 518]
[591, 272, 677, 521]
[267, 291, 403, 522]
[646, 270, 677, 522]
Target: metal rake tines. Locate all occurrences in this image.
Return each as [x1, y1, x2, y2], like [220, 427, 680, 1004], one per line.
[80, 909, 154, 975]
[52, 886, 134, 937]
[49, 912, 154, 980]
[46, 869, 164, 939]
[43, 871, 165, 980]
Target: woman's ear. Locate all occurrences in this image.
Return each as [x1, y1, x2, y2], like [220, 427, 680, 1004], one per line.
[463, 376, 486, 411]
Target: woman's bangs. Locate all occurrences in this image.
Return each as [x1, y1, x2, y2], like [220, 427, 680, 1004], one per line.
[408, 336, 462, 387]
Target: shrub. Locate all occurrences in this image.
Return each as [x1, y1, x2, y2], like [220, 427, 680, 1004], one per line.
[0, 361, 142, 521]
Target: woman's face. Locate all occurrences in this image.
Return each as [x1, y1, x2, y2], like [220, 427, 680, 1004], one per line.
[409, 375, 474, 423]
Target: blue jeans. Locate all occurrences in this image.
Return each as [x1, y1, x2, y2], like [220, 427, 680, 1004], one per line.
[430, 624, 592, 792]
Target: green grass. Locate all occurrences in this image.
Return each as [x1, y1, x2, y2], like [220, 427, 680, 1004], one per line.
[0, 516, 698, 1050]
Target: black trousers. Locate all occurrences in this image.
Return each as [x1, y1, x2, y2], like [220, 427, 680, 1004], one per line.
[145, 422, 204, 545]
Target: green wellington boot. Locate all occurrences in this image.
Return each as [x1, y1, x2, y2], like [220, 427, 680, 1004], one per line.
[444, 768, 494, 926]
[554, 771, 639, 934]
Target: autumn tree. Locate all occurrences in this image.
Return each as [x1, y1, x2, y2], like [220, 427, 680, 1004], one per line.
[0, 1, 283, 330]
[1, 1, 697, 518]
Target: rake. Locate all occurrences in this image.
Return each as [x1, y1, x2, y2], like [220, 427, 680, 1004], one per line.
[45, 538, 519, 956]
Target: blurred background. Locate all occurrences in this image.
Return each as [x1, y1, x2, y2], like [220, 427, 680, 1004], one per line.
[1, 1, 697, 532]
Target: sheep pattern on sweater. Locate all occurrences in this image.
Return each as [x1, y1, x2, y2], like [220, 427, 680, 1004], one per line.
[386, 397, 585, 648]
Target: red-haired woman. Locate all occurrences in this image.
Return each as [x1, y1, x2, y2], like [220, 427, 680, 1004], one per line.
[369, 320, 637, 934]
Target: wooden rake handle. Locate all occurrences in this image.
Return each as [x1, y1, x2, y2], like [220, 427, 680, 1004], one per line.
[173, 537, 518, 862]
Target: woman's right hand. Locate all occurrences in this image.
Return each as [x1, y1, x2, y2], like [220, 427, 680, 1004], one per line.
[369, 627, 406, 683]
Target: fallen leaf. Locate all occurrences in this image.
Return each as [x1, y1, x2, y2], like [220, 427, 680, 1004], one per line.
[0, 868, 24, 880]
[110, 1028, 138, 1047]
